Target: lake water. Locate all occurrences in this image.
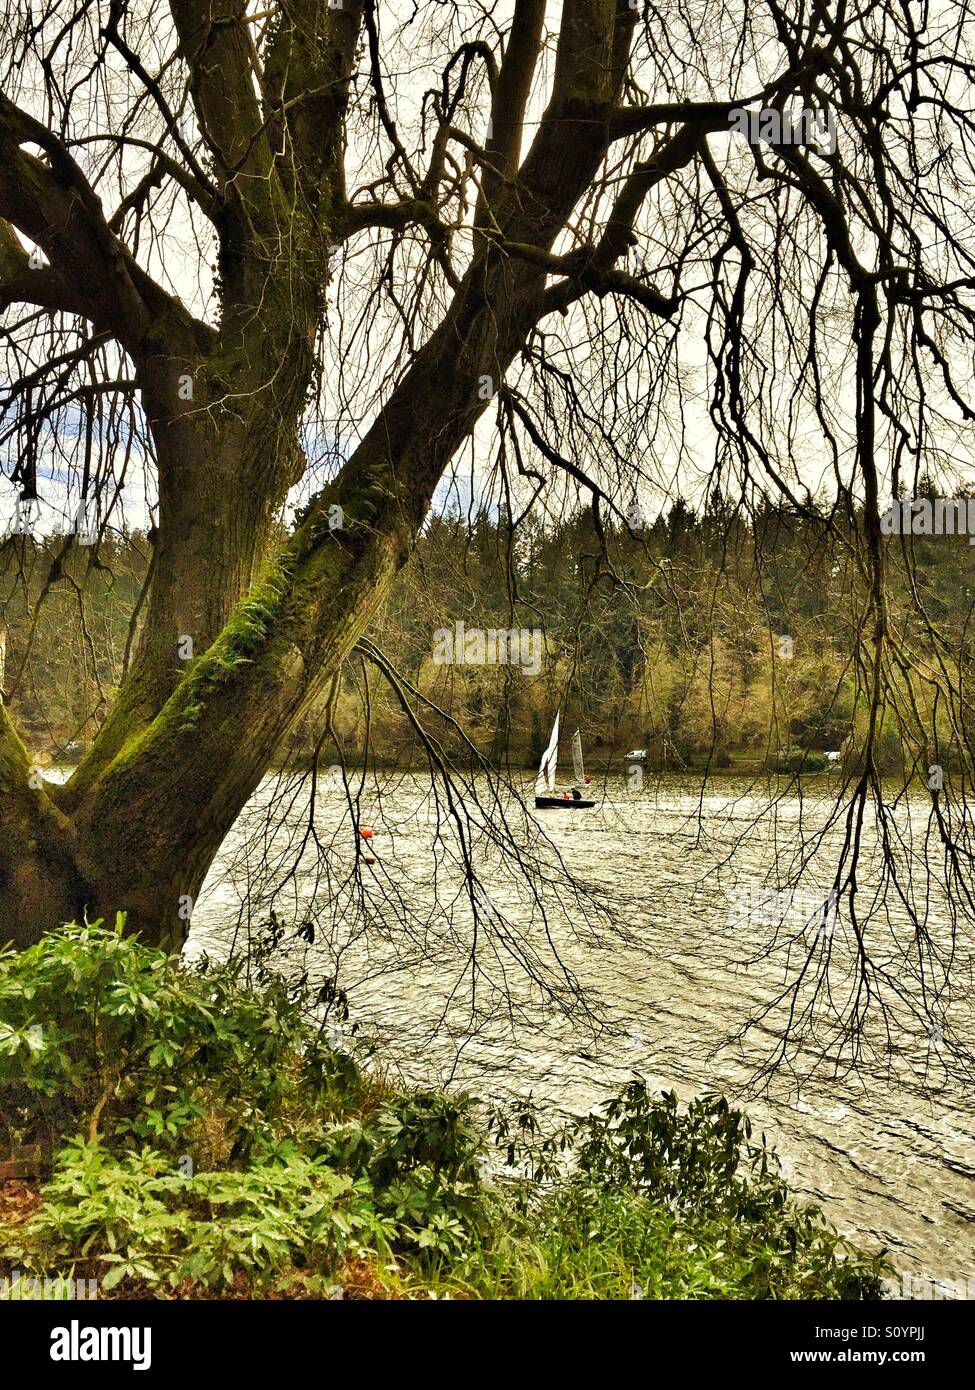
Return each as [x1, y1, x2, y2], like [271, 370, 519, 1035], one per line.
[190, 771, 975, 1290]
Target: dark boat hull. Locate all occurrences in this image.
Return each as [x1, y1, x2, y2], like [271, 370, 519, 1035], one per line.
[534, 796, 596, 809]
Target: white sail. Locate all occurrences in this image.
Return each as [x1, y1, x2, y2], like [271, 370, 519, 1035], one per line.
[571, 728, 585, 783]
[536, 713, 560, 794]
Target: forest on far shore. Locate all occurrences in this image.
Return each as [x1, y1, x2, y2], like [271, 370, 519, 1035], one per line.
[3, 486, 973, 777]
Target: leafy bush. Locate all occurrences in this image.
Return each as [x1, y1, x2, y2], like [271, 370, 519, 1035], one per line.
[472, 1083, 889, 1300]
[0, 919, 492, 1283]
[561, 1086, 887, 1298]
[317, 1092, 494, 1256]
[3, 1139, 389, 1293]
[0, 915, 351, 1160]
[574, 1085, 782, 1215]
[452, 1181, 885, 1300]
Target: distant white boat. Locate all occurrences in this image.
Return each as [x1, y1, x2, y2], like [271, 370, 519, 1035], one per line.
[535, 716, 595, 809]
[625, 748, 647, 762]
[572, 728, 586, 783]
[536, 711, 560, 796]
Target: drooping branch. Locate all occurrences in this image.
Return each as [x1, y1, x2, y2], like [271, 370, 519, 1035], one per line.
[0, 93, 210, 357]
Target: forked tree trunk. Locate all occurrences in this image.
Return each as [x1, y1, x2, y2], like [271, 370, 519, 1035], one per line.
[0, 0, 645, 952]
[0, 291, 509, 948]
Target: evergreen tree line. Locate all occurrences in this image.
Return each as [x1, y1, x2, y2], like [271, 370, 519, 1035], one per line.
[3, 489, 973, 775]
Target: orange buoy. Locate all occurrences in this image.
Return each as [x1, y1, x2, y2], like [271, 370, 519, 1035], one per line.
[359, 826, 376, 863]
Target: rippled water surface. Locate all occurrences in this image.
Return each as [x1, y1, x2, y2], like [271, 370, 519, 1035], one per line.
[191, 772, 975, 1286]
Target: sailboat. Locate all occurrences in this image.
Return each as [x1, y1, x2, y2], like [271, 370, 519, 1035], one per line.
[534, 714, 596, 809]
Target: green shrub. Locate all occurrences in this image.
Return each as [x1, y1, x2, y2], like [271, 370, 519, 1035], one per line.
[0, 915, 354, 1160]
[573, 1085, 780, 1215]
[3, 1139, 390, 1293]
[314, 1091, 496, 1257]
[450, 1180, 885, 1300]
[562, 1086, 887, 1298]
[0, 919, 494, 1281]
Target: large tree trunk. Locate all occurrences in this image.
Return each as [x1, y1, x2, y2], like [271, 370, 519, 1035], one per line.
[1, 253, 551, 948]
[0, 0, 656, 951]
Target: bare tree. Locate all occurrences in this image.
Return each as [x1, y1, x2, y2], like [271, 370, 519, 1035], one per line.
[1, 0, 973, 1029]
